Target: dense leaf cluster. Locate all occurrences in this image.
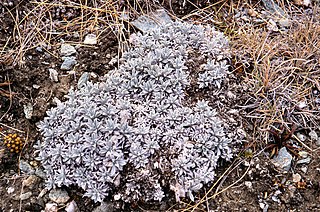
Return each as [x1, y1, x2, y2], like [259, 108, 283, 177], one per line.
[37, 21, 232, 203]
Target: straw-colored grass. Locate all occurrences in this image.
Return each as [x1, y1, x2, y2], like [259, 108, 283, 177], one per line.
[0, 0, 157, 67]
[235, 17, 320, 139]
[178, 1, 320, 210]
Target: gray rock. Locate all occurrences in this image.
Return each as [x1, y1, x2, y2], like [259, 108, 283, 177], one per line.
[45, 203, 58, 212]
[93, 201, 114, 212]
[35, 167, 46, 179]
[22, 175, 39, 188]
[297, 133, 306, 141]
[84, 34, 97, 45]
[309, 130, 318, 141]
[49, 189, 70, 204]
[301, 167, 308, 173]
[261, 0, 286, 17]
[23, 103, 33, 120]
[259, 201, 269, 212]
[271, 190, 281, 203]
[65, 200, 80, 212]
[278, 18, 291, 27]
[77, 72, 90, 89]
[61, 56, 77, 70]
[19, 160, 35, 175]
[20, 192, 32, 200]
[60, 44, 77, 56]
[49, 68, 59, 82]
[297, 157, 311, 164]
[317, 139, 320, 147]
[292, 173, 301, 183]
[131, 9, 172, 32]
[244, 181, 252, 189]
[36, 46, 43, 52]
[272, 147, 292, 172]
[7, 186, 15, 194]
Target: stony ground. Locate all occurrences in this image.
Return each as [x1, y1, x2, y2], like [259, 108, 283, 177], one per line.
[0, 0, 320, 211]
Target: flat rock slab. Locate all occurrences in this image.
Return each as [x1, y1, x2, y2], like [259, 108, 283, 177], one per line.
[131, 9, 172, 32]
[272, 147, 292, 172]
[49, 189, 70, 204]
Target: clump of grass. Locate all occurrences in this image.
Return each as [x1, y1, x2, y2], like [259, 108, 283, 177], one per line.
[177, 1, 319, 210]
[235, 18, 320, 141]
[190, 0, 320, 143]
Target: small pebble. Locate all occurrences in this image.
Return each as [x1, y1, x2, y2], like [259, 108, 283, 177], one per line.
[267, 19, 278, 31]
[23, 103, 33, 120]
[93, 201, 114, 212]
[60, 44, 77, 56]
[45, 203, 58, 212]
[61, 56, 77, 70]
[298, 151, 308, 158]
[297, 157, 311, 164]
[29, 161, 37, 168]
[292, 173, 301, 183]
[272, 147, 292, 172]
[297, 101, 307, 109]
[301, 167, 308, 173]
[49, 68, 59, 82]
[73, 32, 80, 38]
[309, 130, 318, 141]
[278, 18, 290, 27]
[248, 8, 258, 17]
[7, 187, 15, 194]
[296, 133, 306, 141]
[84, 34, 97, 45]
[49, 189, 70, 204]
[20, 192, 32, 200]
[36, 46, 43, 52]
[114, 194, 121, 201]
[22, 175, 39, 188]
[19, 160, 35, 175]
[244, 181, 252, 189]
[65, 200, 80, 212]
[33, 84, 40, 89]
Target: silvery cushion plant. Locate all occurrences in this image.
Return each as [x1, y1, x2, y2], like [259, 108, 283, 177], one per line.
[36, 20, 234, 203]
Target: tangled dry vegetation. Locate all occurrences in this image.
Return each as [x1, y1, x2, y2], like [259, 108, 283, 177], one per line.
[230, 5, 320, 147]
[0, 0, 157, 67]
[187, 0, 320, 144]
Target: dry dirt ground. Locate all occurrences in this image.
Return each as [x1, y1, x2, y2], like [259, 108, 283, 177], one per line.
[1, 0, 320, 211]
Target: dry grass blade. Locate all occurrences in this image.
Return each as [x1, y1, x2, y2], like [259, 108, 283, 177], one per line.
[232, 15, 320, 144]
[2, 0, 157, 67]
[178, 157, 250, 212]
